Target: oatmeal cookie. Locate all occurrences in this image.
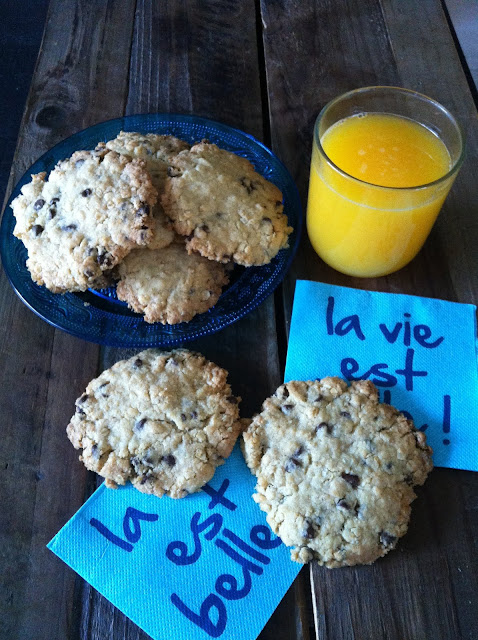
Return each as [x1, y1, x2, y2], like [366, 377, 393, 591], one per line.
[67, 349, 243, 498]
[161, 142, 293, 265]
[116, 241, 229, 324]
[104, 132, 190, 250]
[242, 378, 433, 566]
[11, 147, 156, 292]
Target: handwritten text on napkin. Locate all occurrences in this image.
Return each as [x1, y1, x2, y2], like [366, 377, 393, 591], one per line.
[48, 446, 301, 640]
[285, 280, 478, 471]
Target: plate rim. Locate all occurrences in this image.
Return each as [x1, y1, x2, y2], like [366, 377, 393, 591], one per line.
[0, 113, 302, 347]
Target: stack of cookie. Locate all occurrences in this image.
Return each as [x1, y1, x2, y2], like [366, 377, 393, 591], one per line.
[68, 348, 433, 568]
[11, 131, 293, 324]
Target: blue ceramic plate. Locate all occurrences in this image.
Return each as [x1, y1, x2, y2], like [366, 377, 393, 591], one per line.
[0, 114, 302, 347]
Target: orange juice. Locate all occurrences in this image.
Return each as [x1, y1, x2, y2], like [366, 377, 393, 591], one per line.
[307, 112, 454, 277]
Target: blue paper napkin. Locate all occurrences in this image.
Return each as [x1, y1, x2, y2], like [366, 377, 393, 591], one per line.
[285, 280, 478, 471]
[48, 445, 301, 640]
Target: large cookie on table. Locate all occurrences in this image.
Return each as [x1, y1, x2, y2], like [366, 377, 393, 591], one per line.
[161, 142, 293, 265]
[242, 377, 433, 566]
[105, 132, 190, 250]
[11, 147, 156, 292]
[67, 349, 243, 498]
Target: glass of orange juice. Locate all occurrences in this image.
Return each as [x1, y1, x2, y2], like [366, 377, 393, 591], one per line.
[307, 86, 464, 277]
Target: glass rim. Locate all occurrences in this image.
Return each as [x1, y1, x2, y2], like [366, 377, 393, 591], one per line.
[314, 85, 466, 192]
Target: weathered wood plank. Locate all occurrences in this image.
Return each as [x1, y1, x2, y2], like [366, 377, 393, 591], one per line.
[0, 1, 137, 638]
[260, 0, 478, 638]
[380, 0, 478, 304]
[442, 0, 478, 95]
[80, 2, 308, 639]
[0, 0, 49, 206]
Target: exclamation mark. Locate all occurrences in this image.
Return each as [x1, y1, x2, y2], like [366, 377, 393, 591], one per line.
[443, 395, 451, 445]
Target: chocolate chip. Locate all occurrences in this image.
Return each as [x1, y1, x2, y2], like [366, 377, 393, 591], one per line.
[314, 394, 323, 402]
[340, 411, 352, 419]
[180, 413, 187, 421]
[162, 454, 176, 467]
[98, 381, 110, 389]
[239, 177, 257, 194]
[133, 358, 143, 368]
[47, 208, 56, 219]
[302, 521, 317, 539]
[32, 224, 44, 236]
[337, 499, 350, 510]
[190, 411, 198, 419]
[285, 457, 302, 472]
[281, 404, 294, 413]
[34, 199, 45, 210]
[135, 418, 147, 431]
[385, 462, 393, 470]
[136, 202, 150, 216]
[97, 252, 113, 268]
[380, 531, 397, 547]
[316, 422, 332, 434]
[341, 472, 360, 489]
[62, 224, 77, 231]
[227, 395, 238, 404]
[293, 446, 304, 457]
[78, 393, 89, 403]
[140, 474, 149, 485]
[281, 387, 289, 399]
[76, 406, 85, 415]
[167, 166, 182, 177]
[91, 444, 99, 458]
[81, 188, 92, 197]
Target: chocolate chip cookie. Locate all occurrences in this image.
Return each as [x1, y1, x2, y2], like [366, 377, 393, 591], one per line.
[67, 349, 243, 498]
[161, 142, 293, 265]
[242, 378, 433, 566]
[116, 241, 229, 324]
[104, 132, 190, 250]
[11, 147, 156, 292]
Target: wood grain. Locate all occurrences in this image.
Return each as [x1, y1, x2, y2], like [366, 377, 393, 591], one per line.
[260, 0, 478, 638]
[0, 0, 49, 206]
[2, 1, 478, 639]
[81, 2, 309, 639]
[0, 1, 137, 638]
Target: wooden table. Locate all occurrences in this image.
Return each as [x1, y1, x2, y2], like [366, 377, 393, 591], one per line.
[1, 2, 477, 639]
